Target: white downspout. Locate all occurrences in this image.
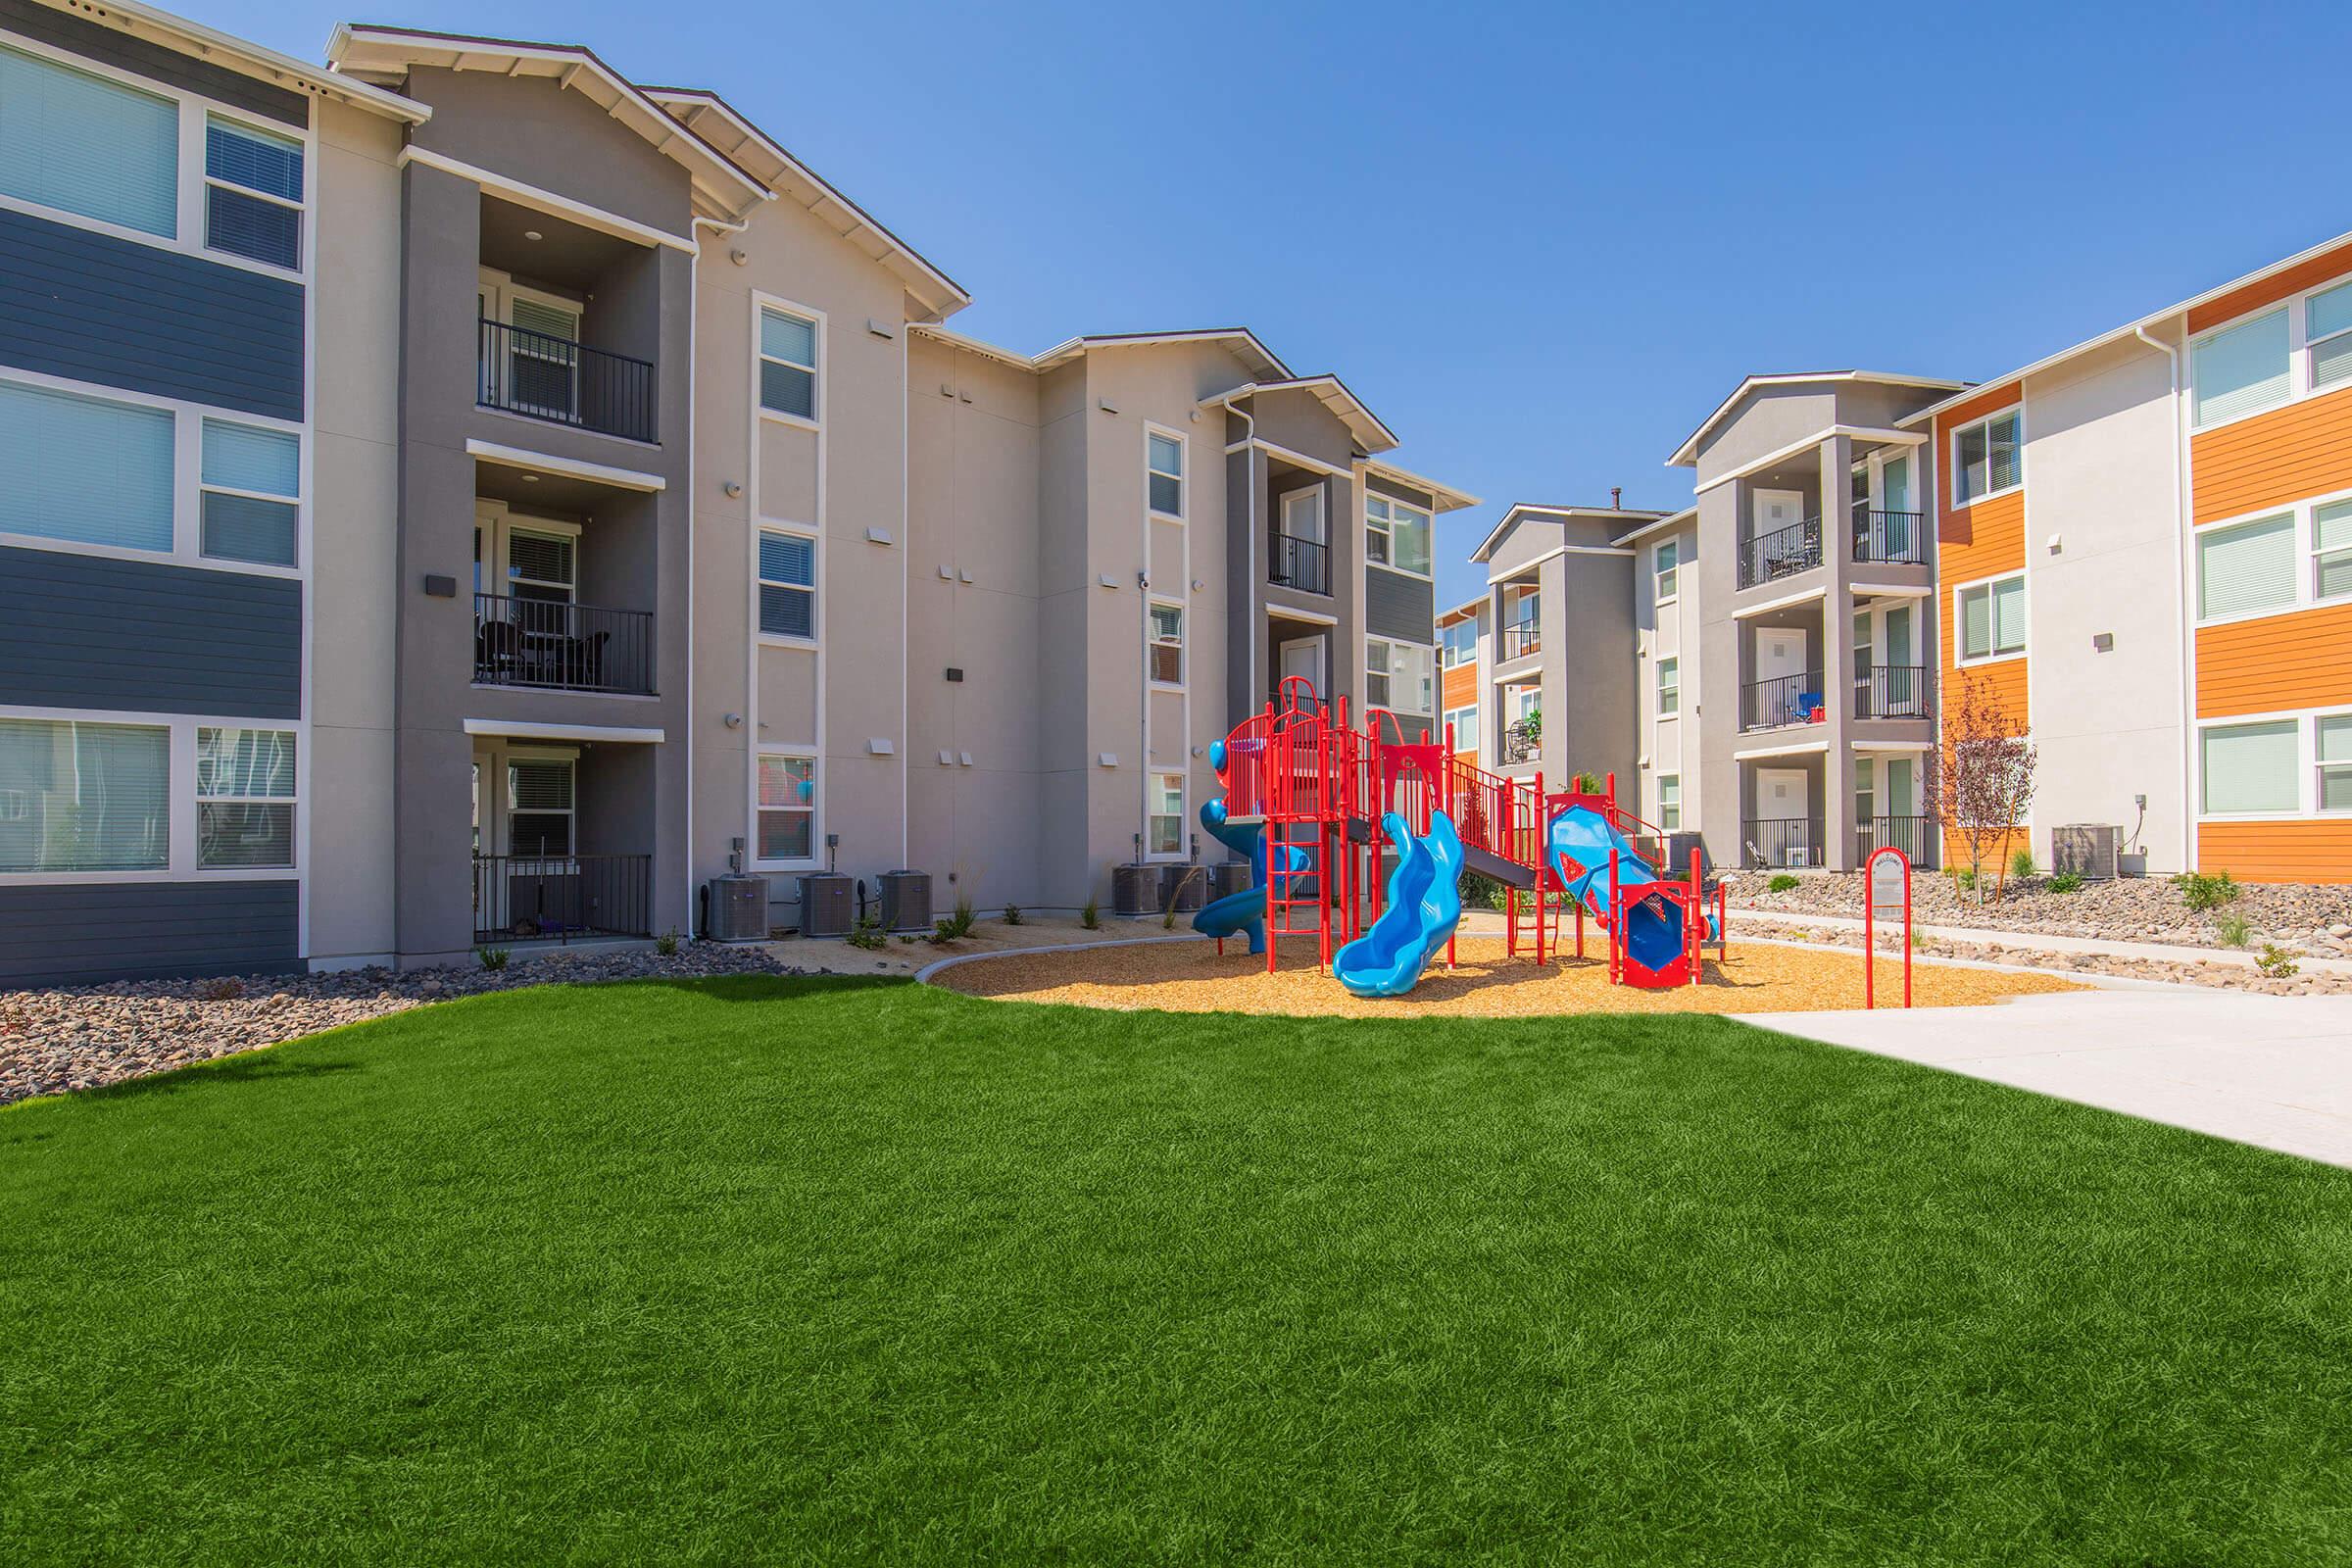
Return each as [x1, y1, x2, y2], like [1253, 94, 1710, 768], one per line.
[2137, 320, 2191, 873]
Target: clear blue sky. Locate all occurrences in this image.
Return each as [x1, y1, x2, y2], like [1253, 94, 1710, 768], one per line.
[220, 0, 2352, 611]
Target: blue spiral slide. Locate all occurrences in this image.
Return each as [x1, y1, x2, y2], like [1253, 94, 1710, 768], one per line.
[1331, 809, 1464, 998]
[1195, 757, 1310, 953]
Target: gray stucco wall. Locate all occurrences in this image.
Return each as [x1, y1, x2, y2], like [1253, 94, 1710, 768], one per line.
[402, 67, 693, 239]
[0, 880, 299, 985]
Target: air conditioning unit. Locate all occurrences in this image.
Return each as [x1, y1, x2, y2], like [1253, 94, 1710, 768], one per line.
[707, 874, 769, 943]
[2053, 824, 2120, 881]
[798, 871, 854, 937]
[1112, 863, 1158, 916]
[1207, 861, 1250, 901]
[1162, 863, 1207, 912]
[879, 869, 932, 933]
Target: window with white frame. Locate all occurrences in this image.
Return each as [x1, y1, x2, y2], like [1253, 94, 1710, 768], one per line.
[2197, 512, 2296, 620]
[1956, 573, 2026, 662]
[759, 307, 817, 420]
[1148, 601, 1183, 685]
[1951, 409, 2022, 505]
[1442, 616, 1479, 667]
[0, 42, 178, 239]
[1365, 638, 1434, 715]
[0, 378, 173, 552]
[759, 529, 816, 639]
[1365, 494, 1432, 575]
[204, 116, 303, 270]
[1147, 432, 1184, 516]
[1658, 774, 1682, 831]
[199, 418, 298, 566]
[195, 726, 294, 868]
[2321, 715, 2352, 811]
[2309, 281, 2352, 394]
[507, 759, 574, 857]
[757, 753, 815, 860]
[1656, 656, 1680, 716]
[2193, 308, 2290, 427]
[1446, 704, 1479, 753]
[2201, 719, 2299, 815]
[0, 716, 169, 872]
[1149, 772, 1184, 857]
[2317, 500, 2352, 602]
[1654, 538, 1680, 602]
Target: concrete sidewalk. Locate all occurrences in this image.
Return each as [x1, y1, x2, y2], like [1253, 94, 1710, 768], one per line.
[1725, 907, 2352, 975]
[1741, 990, 2352, 1167]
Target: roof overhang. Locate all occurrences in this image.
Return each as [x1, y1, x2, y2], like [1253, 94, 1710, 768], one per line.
[1470, 503, 1671, 564]
[1035, 328, 1291, 380]
[640, 87, 969, 321]
[1609, 504, 1697, 547]
[1666, 371, 1968, 467]
[1360, 458, 1480, 513]
[1218, 376, 1396, 454]
[30, 0, 428, 122]
[328, 26, 770, 222]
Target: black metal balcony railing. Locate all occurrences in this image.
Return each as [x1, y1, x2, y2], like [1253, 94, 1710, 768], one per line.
[1497, 622, 1542, 661]
[1739, 515, 1824, 589]
[472, 853, 652, 945]
[1740, 669, 1825, 732]
[1268, 531, 1330, 595]
[1743, 817, 1825, 869]
[474, 593, 656, 696]
[1498, 716, 1543, 765]
[478, 318, 658, 443]
[1853, 663, 1932, 720]
[1858, 815, 1935, 867]
[1852, 506, 1929, 565]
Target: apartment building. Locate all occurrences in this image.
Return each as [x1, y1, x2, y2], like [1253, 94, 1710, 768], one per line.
[1438, 596, 1484, 767]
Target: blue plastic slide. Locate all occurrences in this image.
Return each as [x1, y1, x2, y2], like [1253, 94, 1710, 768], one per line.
[1544, 806, 1709, 984]
[1331, 809, 1464, 998]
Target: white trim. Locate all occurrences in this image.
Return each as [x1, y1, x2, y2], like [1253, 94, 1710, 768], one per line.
[1731, 584, 1828, 619]
[746, 289, 830, 871]
[757, 300, 822, 428]
[462, 719, 664, 743]
[2188, 484, 2352, 628]
[1266, 603, 1338, 626]
[465, 438, 665, 493]
[1950, 569, 2028, 666]
[1848, 581, 1934, 599]
[1668, 374, 1966, 468]
[755, 519, 820, 645]
[1363, 487, 1434, 582]
[1947, 404, 2025, 509]
[1229, 434, 1349, 479]
[752, 746, 821, 869]
[2193, 706, 2352, 821]
[1359, 457, 1480, 513]
[396, 145, 696, 252]
[36, 0, 428, 122]
[1734, 737, 1833, 761]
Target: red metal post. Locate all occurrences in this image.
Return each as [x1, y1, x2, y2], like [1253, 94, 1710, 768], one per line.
[1533, 770, 1546, 966]
[1689, 843, 1703, 986]
[1607, 847, 1621, 986]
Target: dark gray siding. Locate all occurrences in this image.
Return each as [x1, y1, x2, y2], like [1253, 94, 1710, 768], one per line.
[0, 0, 309, 127]
[0, 546, 301, 718]
[1365, 473, 1437, 508]
[0, 208, 305, 421]
[1365, 564, 1435, 644]
[0, 880, 299, 985]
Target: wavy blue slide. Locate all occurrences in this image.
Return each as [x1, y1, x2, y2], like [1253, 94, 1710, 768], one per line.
[1332, 809, 1464, 998]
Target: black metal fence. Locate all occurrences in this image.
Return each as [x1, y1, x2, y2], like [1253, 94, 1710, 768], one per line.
[1268, 531, 1330, 595]
[474, 594, 655, 696]
[1742, 817, 1825, 869]
[1500, 717, 1541, 764]
[1858, 815, 1935, 866]
[1739, 515, 1824, 588]
[1853, 663, 1931, 719]
[1497, 622, 1542, 661]
[471, 853, 652, 945]
[1852, 506, 1928, 564]
[478, 318, 658, 443]
[1740, 669, 1825, 731]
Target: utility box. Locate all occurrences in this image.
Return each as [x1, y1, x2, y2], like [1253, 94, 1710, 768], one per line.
[1112, 863, 1158, 916]
[2053, 824, 2120, 881]
[707, 875, 769, 943]
[879, 870, 933, 933]
[1161, 863, 1207, 912]
[797, 871, 854, 937]
[1206, 861, 1250, 901]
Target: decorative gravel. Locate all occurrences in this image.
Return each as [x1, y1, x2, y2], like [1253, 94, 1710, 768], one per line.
[1725, 869, 2352, 956]
[0, 945, 797, 1107]
[1735, 916, 2352, 997]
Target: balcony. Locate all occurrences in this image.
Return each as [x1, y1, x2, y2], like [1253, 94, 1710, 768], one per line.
[1851, 506, 1928, 565]
[1742, 817, 1825, 869]
[1857, 815, 1936, 867]
[1268, 531, 1330, 595]
[1738, 515, 1824, 589]
[478, 318, 658, 444]
[474, 593, 656, 696]
[1740, 669, 1825, 732]
[472, 852, 652, 945]
[1496, 622, 1542, 662]
[1852, 663, 1931, 720]
[1500, 716, 1541, 764]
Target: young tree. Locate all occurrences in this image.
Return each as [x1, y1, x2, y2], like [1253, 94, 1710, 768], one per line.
[1938, 672, 2035, 902]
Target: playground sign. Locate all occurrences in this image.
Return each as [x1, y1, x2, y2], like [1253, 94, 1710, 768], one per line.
[1864, 847, 1912, 1008]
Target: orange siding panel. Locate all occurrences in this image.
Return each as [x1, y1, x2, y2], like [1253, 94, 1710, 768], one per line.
[2197, 820, 2352, 884]
[1937, 488, 2026, 588]
[2190, 385, 2352, 523]
[1936, 380, 2024, 432]
[1442, 662, 1478, 711]
[1940, 826, 2030, 873]
[2185, 242, 2352, 334]
[2196, 602, 2352, 717]
[1939, 657, 2029, 728]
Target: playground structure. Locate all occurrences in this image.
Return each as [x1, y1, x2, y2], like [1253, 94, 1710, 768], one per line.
[1199, 677, 1725, 995]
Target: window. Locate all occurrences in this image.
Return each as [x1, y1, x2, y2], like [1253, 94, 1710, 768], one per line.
[507, 759, 574, 857]
[0, 42, 177, 238]
[759, 307, 817, 420]
[1656, 657, 1680, 716]
[0, 717, 168, 872]
[204, 116, 302, 270]
[1654, 538, 1679, 602]
[1366, 638, 1434, 716]
[2318, 501, 2352, 602]
[1149, 772, 1184, 857]
[757, 754, 815, 860]
[1952, 410, 2022, 505]
[1147, 432, 1184, 516]
[2193, 309, 2290, 427]
[0, 379, 173, 552]
[1442, 616, 1479, 667]
[200, 418, 298, 566]
[1148, 602, 1183, 685]
[2310, 282, 2352, 393]
[2322, 716, 2352, 812]
[196, 726, 294, 868]
[1365, 495, 1432, 575]
[2197, 513, 2296, 620]
[1957, 574, 2026, 662]
[1658, 774, 1682, 831]
[1446, 704, 1479, 753]
[506, 528, 575, 604]
[2201, 720, 2298, 814]
[759, 530, 815, 639]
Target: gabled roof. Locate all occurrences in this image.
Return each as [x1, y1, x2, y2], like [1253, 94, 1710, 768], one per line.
[639, 87, 969, 321]
[1033, 327, 1293, 381]
[31, 0, 427, 122]
[1222, 376, 1397, 454]
[327, 25, 771, 223]
[1665, 371, 1968, 468]
[1609, 504, 1697, 547]
[1361, 458, 1480, 513]
[1469, 503, 1671, 564]
[1437, 594, 1486, 625]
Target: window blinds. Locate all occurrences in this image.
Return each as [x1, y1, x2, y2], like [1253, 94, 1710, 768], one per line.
[2196, 514, 2295, 618]
[0, 718, 169, 871]
[2201, 720, 2298, 813]
[0, 43, 177, 237]
[2193, 311, 2289, 426]
[0, 380, 173, 551]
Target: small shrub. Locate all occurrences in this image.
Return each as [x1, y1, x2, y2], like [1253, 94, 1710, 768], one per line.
[2256, 944, 2300, 978]
[2046, 870, 2084, 895]
[1953, 867, 1979, 892]
[1767, 873, 1799, 894]
[1081, 899, 1101, 931]
[2172, 869, 2240, 912]
[475, 946, 511, 971]
[2216, 911, 2251, 949]
[1571, 770, 1604, 794]
[2009, 849, 2037, 880]
[195, 976, 245, 1002]
[930, 897, 977, 945]
[1002, 904, 1023, 926]
[655, 929, 680, 956]
[846, 913, 887, 952]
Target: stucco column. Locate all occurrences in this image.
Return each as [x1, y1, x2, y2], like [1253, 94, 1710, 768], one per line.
[1820, 434, 1856, 871]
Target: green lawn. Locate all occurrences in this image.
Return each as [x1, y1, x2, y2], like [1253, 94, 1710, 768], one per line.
[4, 977, 2350, 1566]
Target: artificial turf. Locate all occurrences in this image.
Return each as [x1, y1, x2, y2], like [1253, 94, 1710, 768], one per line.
[3, 976, 2349, 1566]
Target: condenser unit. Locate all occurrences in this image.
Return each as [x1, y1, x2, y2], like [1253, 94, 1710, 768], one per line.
[797, 871, 854, 937]
[2053, 824, 2120, 881]
[707, 874, 769, 943]
[1162, 863, 1207, 912]
[1207, 861, 1250, 901]
[879, 869, 933, 933]
[1112, 863, 1158, 916]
